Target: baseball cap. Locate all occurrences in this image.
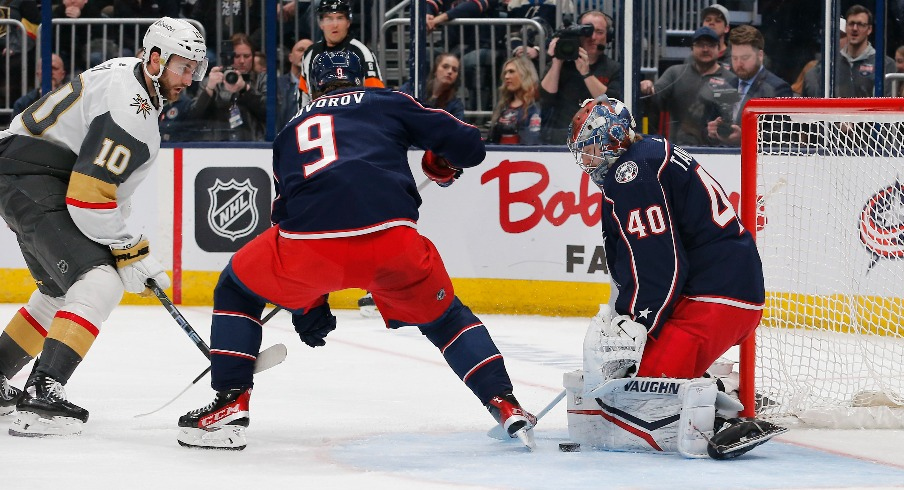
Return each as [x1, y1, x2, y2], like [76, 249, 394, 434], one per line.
[701, 4, 729, 25]
[692, 26, 720, 43]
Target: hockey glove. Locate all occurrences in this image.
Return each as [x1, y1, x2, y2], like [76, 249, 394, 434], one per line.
[421, 150, 463, 187]
[598, 315, 648, 379]
[293, 300, 337, 348]
[110, 235, 170, 295]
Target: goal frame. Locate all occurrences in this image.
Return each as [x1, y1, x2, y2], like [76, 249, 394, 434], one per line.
[738, 97, 904, 418]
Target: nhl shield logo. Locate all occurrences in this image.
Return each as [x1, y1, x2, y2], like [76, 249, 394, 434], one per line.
[207, 178, 259, 241]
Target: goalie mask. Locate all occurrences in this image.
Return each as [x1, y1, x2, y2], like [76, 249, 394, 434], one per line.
[567, 95, 636, 182]
[311, 50, 363, 93]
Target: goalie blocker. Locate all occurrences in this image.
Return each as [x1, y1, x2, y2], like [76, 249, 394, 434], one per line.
[563, 371, 787, 459]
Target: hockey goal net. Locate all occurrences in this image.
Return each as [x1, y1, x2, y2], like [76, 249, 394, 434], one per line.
[739, 98, 904, 428]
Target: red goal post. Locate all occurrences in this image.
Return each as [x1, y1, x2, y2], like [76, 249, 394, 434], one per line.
[739, 97, 904, 426]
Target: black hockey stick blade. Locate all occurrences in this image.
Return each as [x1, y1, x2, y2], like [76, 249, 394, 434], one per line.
[134, 343, 288, 418]
[487, 389, 566, 440]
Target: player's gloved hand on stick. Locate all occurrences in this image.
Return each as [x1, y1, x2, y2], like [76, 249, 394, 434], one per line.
[110, 235, 170, 295]
[293, 298, 337, 348]
[421, 150, 463, 187]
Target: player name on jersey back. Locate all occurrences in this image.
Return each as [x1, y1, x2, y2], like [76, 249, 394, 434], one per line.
[298, 91, 366, 117]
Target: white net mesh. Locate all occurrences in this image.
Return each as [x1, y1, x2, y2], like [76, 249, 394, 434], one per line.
[753, 111, 904, 428]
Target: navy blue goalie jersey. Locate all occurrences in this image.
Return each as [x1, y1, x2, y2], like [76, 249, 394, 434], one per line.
[600, 136, 765, 337]
[271, 87, 485, 236]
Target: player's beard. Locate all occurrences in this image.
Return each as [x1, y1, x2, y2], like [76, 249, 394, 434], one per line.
[159, 75, 188, 103]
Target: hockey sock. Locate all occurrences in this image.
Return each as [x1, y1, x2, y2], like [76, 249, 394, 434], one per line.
[210, 266, 266, 391]
[38, 311, 99, 384]
[0, 308, 47, 378]
[418, 296, 513, 403]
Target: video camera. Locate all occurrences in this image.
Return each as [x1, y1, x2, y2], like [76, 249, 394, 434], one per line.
[553, 24, 593, 61]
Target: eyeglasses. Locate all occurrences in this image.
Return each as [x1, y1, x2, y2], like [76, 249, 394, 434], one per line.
[847, 21, 870, 29]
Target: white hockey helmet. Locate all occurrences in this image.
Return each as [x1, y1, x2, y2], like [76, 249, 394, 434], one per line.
[142, 17, 208, 81]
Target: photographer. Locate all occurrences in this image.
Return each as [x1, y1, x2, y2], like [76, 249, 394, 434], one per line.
[539, 10, 623, 144]
[187, 33, 267, 141]
[706, 25, 791, 146]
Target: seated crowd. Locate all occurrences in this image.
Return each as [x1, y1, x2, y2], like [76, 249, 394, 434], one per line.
[1, 2, 899, 147]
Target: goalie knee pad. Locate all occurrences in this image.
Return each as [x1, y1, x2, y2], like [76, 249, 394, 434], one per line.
[564, 372, 718, 458]
[418, 296, 512, 403]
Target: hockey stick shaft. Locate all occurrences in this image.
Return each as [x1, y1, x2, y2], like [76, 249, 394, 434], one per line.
[417, 177, 432, 191]
[487, 389, 567, 440]
[147, 279, 210, 359]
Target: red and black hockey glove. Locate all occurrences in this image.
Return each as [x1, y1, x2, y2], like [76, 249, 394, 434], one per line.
[421, 150, 463, 188]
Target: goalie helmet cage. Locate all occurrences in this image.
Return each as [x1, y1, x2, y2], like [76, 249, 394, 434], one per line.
[739, 97, 904, 428]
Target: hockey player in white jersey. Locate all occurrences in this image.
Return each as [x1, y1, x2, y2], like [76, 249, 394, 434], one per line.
[0, 17, 207, 436]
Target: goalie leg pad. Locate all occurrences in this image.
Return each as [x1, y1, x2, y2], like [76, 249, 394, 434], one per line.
[567, 374, 719, 458]
[418, 297, 512, 404]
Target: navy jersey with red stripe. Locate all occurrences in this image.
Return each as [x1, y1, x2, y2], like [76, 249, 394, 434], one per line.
[271, 87, 485, 236]
[600, 136, 765, 338]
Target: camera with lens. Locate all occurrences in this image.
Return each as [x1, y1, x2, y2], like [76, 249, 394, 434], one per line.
[553, 24, 593, 61]
[711, 86, 741, 138]
[223, 66, 241, 85]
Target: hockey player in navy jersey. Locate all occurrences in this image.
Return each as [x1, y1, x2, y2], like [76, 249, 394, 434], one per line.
[176, 50, 537, 451]
[564, 96, 785, 459]
[0, 17, 208, 436]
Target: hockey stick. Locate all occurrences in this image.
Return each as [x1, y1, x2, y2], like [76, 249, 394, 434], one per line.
[136, 280, 287, 418]
[486, 389, 567, 440]
[417, 177, 432, 191]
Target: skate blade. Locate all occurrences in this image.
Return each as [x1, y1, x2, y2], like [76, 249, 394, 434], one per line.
[513, 427, 537, 451]
[177, 425, 247, 450]
[8, 410, 83, 437]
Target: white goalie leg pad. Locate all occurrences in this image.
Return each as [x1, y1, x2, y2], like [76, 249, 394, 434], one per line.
[8, 410, 84, 437]
[676, 380, 718, 458]
[567, 375, 689, 454]
[62, 265, 124, 328]
[177, 426, 247, 450]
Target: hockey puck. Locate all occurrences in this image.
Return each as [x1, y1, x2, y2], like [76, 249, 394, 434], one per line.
[559, 442, 581, 452]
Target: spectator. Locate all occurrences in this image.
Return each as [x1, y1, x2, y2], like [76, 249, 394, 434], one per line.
[426, 0, 503, 113]
[11, 54, 67, 118]
[53, 0, 114, 71]
[0, 0, 40, 110]
[112, 0, 181, 59]
[834, 4, 894, 97]
[895, 45, 904, 96]
[706, 25, 791, 146]
[277, 38, 313, 131]
[400, 52, 466, 121]
[639, 26, 737, 146]
[187, 32, 267, 141]
[298, 0, 383, 108]
[253, 51, 267, 74]
[508, 0, 563, 64]
[185, 0, 261, 55]
[539, 10, 623, 144]
[699, 4, 731, 71]
[487, 57, 542, 145]
[793, 18, 846, 96]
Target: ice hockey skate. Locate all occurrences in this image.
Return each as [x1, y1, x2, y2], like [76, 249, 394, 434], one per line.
[706, 417, 788, 460]
[1, 373, 23, 416]
[357, 292, 380, 318]
[9, 374, 89, 437]
[177, 387, 251, 450]
[486, 393, 537, 450]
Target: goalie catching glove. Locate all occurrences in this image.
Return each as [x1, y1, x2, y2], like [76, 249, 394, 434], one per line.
[110, 235, 170, 295]
[421, 150, 463, 187]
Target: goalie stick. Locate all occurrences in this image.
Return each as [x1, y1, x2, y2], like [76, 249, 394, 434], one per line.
[486, 389, 566, 440]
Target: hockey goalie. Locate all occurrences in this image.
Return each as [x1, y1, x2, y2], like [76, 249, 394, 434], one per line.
[562, 96, 787, 459]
